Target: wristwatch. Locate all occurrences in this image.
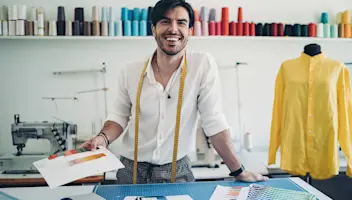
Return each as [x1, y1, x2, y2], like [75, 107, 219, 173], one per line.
[229, 165, 245, 177]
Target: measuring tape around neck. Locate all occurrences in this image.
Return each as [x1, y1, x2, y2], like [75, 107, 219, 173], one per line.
[133, 56, 187, 184]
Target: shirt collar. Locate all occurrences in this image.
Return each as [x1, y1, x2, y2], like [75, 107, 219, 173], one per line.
[300, 52, 325, 65]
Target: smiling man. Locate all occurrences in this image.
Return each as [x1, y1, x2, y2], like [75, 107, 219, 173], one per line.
[80, 0, 268, 184]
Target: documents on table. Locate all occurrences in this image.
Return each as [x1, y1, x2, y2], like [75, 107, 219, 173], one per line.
[209, 185, 249, 200]
[123, 195, 193, 200]
[33, 146, 124, 189]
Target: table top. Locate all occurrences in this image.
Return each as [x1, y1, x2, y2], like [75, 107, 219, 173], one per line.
[0, 178, 332, 200]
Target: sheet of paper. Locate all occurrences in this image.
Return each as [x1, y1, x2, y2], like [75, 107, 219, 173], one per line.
[33, 146, 124, 189]
[123, 195, 193, 200]
[209, 185, 249, 200]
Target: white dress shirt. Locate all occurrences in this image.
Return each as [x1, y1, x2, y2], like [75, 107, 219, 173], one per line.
[106, 50, 229, 165]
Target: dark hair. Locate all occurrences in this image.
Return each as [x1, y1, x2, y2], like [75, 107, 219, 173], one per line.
[151, 0, 194, 28]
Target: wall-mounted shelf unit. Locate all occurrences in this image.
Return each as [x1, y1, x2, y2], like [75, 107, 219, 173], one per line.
[1, 36, 352, 42]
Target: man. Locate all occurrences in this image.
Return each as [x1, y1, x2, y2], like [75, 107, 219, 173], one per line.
[80, 0, 268, 184]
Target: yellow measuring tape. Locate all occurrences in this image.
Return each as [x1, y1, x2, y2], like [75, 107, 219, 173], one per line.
[133, 56, 187, 184]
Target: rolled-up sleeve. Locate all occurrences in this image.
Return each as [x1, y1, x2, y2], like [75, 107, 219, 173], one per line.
[198, 53, 230, 137]
[105, 67, 131, 130]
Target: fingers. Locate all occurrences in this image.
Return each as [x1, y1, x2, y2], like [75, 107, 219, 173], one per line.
[91, 139, 98, 151]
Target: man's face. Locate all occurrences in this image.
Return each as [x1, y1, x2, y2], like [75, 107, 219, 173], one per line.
[152, 6, 193, 56]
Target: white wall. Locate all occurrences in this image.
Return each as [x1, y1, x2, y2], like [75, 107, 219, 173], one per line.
[1, 0, 352, 156]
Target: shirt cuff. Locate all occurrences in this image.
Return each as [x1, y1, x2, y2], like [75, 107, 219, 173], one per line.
[105, 113, 128, 130]
[201, 114, 230, 137]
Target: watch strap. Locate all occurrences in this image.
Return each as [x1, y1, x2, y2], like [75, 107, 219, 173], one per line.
[229, 165, 245, 177]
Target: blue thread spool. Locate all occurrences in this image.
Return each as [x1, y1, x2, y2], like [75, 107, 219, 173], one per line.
[101, 7, 108, 21]
[115, 21, 122, 36]
[141, 8, 148, 21]
[147, 21, 153, 35]
[108, 7, 114, 22]
[133, 8, 140, 21]
[128, 10, 133, 21]
[124, 20, 131, 36]
[324, 23, 330, 38]
[132, 20, 139, 36]
[321, 12, 328, 24]
[108, 21, 115, 36]
[121, 7, 128, 21]
[330, 24, 338, 38]
[139, 20, 147, 36]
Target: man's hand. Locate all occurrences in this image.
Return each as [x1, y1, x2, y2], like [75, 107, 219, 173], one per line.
[235, 171, 269, 182]
[79, 136, 107, 151]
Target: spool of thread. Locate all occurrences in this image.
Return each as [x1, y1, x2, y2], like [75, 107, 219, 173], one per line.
[101, 21, 108, 36]
[9, 5, 17, 20]
[339, 24, 344, 38]
[65, 21, 72, 36]
[263, 23, 270, 36]
[74, 7, 84, 22]
[128, 10, 133, 21]
[147, 7, 153, 21]
[215, 22, 221, 35]
[221, 7, 229, 21]
[141, 8, 148, 21]
[271, 23, 278, 36]
[147, 21, 152, 35]
[321, 12, 328, 24]
[44, 21, 49, 36]
[121, 7, 128, 21]
[133, 8, 140, 21]
[57, 21, 65, 35]
[17, 5, 26, 20]
[221, 21, 229, 35]
[0, 5, 8, 20]
[123, 20, 131, 36]
[108, 7, 114, 22]
[49, 20, 56, 36]
[242, 22, 249, 36]
[29, 7, 36, 21]
[15, 20, 24, 35]
[238, 7, 243, 22]
[8, 20, 15, 35]
[201, 21, 208, 36]
[308, 23, 316, 37]
[25, 21, 33, 35]
[250, 22, 256, 36]
[284, 24, 292, 36]
[323, 24, 330, 38]
[108, 21, 114, 36]
[292, 24, 301, 36]
[194, 21, 201, 36]
[255, 23, 263, 36]
[344, 24, 351, 38]
[92, 6, 99, 21]
[301, 25, 308, 37]
[131, 20, 139, 36]
[330, 24, 338, 38]
[84, 21, 91, 36]
[2, 21, 8, 35]
[316, 23, 324, 38]
[200, 7, 208, 22]
[72, 21, 80, 36]
[278, 23, 284, 36]
[101, 7, 107, 21]
[229, 22, 236, 36]
[336, 12, 342, 24]
[342, 10, 351, 24]
[209, 21, 216, 35]
[139, 20, 147, 36]
[37, 7, 45, 36]
[209, 8, 216, 21]
[237, 22, 243, 36]
[114, 21, 122, 36]
[92, 21, 100, 36]
[57, 6, 65, 21]
[244, 132, 253, 152]
[194, 9, 200, 22]
[33, 20, 38, 36]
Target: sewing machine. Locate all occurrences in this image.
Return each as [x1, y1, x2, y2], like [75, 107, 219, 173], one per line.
[191, 121, 222, 168]
[0, 114, 77, 174]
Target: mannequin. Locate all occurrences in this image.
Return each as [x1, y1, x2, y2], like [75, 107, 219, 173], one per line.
[303, 43, 321, 56]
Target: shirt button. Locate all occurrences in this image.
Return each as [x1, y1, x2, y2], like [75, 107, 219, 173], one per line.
[309, 81, 313, 84]
[308, 130, 312, 133]
[308, 114, 312, 117]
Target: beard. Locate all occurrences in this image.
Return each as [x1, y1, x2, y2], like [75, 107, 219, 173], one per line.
[154, 32, 188, 56]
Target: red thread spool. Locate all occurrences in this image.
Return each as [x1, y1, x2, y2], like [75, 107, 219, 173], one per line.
[271, 23, 278, 36]
[308, 23, 316, 37]
[278, 23, 284, 36]
[238, 7, 243, 22]
[230, 22, 237, 35]
[209, 21, 216, 35]
[221, 21, 229, 35]
[194, 9, 200, 21]
[243, 22, 250, 36]
[237, 22, 243, 36]
[250, 22, 256, 36]
[215, 22, 221, 35]
[222, 7, 229, 21]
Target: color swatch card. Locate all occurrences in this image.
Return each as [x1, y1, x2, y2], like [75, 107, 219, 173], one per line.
[123, 195, 193, 200]
[33, 146, 124, 189]
[209, 185, 249, 200]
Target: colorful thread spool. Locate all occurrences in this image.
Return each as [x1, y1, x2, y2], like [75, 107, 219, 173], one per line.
[330, 24, 338, 38]
[209, 21, 216, 35]
[114, 21, 122, 36]
[229, 22, 236, 36]
[321, 12, 328, 24]
[139, 20, 147, 36]
[121, 7, 128, 21]
[124, 20, 131, 36]
[308, 23, 316, 37]
[255, 23, 263, 36]
[323, 24, 330, 38]
[132, 20, 139, 36]
[316, 23, 324, 37]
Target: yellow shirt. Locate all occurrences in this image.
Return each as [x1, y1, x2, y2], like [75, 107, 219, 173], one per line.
[268, 53, 352, 180]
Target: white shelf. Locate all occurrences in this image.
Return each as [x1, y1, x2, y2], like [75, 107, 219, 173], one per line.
[1, 35, 352, 42]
